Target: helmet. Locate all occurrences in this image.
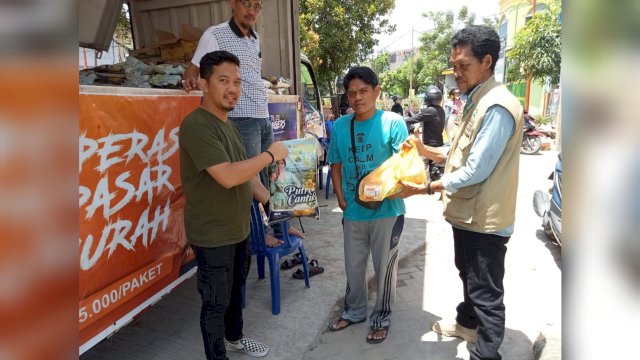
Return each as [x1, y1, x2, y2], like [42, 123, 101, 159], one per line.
[391, 95, 399, 101]
[424, 86, 443, 106]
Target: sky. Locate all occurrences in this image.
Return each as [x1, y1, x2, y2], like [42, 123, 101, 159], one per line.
[374, 0, 500, 53]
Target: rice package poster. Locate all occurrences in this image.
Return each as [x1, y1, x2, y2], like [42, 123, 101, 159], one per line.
[268, 138, 319, 222]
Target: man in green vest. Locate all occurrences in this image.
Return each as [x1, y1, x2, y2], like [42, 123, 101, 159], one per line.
[393, 25, 523, 360]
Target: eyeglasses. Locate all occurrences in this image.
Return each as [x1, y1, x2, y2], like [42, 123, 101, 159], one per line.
[238, 0, 262, 11]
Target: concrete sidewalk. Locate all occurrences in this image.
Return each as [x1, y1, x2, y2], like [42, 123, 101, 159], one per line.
[80, 193, 432, 360]
[82, 153, 561, 360]
[302, 195, 539, 360]
[301, 153, 562, 360]
[302, 226, 536, 360]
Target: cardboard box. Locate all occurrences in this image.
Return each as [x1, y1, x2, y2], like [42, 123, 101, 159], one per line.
[159, 40, 197, 60]
[183, 41, 197, 58]
[160, 44, 185, 60]
[128, 47, 161, 59]
[154, 29, 180, 46]
[153, 29, 198, 60]
[180, 24, 204, 42]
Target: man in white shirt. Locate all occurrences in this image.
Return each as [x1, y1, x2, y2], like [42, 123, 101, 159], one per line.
[183, 0, 271, 184]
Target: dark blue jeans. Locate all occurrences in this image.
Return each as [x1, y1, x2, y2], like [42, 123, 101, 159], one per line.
[453, 227, 509, 360]
[193, 239, 250, 360]
[229, 116, 281, 234]
[229, 117, 273, 186]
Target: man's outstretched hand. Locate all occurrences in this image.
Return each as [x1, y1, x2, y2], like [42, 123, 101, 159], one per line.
[387, 181, 426, 199]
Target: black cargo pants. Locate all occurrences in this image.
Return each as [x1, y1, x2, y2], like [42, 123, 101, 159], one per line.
[452, 227, 509, 360]
[193, 239, 250, 360]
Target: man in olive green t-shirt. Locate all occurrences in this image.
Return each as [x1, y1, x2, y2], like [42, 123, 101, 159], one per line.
[179, 50, 287, 360]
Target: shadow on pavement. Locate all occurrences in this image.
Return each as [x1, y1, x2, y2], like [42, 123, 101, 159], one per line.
[535, 229, 561, 269]
[303, 235, 535, 360]
[80, 277, 203, 360]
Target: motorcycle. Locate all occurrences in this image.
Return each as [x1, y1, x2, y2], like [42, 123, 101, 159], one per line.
[521, 123, 542, 155]
[533, 153, 562, 244]
[406, 123, 446, 181]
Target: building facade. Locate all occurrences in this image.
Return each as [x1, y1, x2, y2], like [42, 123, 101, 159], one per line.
[388, 47, 418, 71]
[498, 0, 554, 116]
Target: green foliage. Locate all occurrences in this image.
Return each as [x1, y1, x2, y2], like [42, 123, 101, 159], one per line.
[482, 15, 500, 30]
[535, 113, 551, 126]
[509, 0, 562, 85]
[505, 57, 522, 83]
[379, 54, 425, 98]
[300, 0, 396, 95]
[416, 7, 477, 89]
[379, 6, 480, 97]
[114, 4, 132, 48]
[371, 51, 390, 75]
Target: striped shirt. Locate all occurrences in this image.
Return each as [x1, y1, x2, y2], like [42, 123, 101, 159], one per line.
[192, 19, 268, 118]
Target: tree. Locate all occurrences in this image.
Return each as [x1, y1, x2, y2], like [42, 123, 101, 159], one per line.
[414, 7, 477, 92]
[379, 55, 425, 98]
[379, 6, 481, 97]
[300, 0, 396, 95]
[371, 51, 390, 75]
[509, 0, 561, 85]
[113, 4, 133, 62]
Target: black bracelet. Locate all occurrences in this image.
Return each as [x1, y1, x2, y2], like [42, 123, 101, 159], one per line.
[264, 150, 275, 164]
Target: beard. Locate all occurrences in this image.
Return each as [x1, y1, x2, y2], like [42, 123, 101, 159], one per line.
[221, 104, 236, 112]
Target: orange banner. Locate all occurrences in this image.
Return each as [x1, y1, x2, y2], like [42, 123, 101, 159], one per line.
[79, 256, 172, 330]
[79, 87, 200, 346]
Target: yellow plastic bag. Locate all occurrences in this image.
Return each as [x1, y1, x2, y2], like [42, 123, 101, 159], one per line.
[358, 143, 427, 202]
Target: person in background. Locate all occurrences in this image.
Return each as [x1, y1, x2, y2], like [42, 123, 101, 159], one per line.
[338, 92, 350, 116]
[326, 66, 408, 345]
[406, 86, 446, 147]
[444, 88, 465, 140]
[390, 95, 403, 116]
[183, 0, 302, 247]
[392, 25, 524, 360]
[406, 85, 446, 181]
[405, 106, 414, 118]
[179, 51, 289, 360]
[183, 0, 271, 186]
[523, 109, 536, 131]
[445, 88, 464, 119]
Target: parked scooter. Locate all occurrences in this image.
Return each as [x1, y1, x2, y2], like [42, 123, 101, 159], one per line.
[521, 112, 542, 154]
[521, 127, 542, 154]
[533, 153, 562, 244]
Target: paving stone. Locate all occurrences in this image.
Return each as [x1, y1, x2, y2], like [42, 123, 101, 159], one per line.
[81, 154, 562, 360]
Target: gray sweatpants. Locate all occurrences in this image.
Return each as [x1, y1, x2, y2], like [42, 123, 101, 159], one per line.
[340, 215, 405, 329]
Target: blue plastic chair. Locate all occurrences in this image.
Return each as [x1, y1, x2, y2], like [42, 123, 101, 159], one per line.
[324, 161, 333, 200]
[322, 121, 334, 199]
[248, 200, 310, 315]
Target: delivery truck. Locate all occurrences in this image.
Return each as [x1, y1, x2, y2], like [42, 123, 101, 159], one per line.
[78, 0, 323, 354]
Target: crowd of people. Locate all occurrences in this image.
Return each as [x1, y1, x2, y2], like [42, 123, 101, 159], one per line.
[178, 1, 523, 359]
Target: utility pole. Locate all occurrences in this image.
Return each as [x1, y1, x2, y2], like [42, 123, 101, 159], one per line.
[409, 26, 414, 96]
[524, 0, 537, 111]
